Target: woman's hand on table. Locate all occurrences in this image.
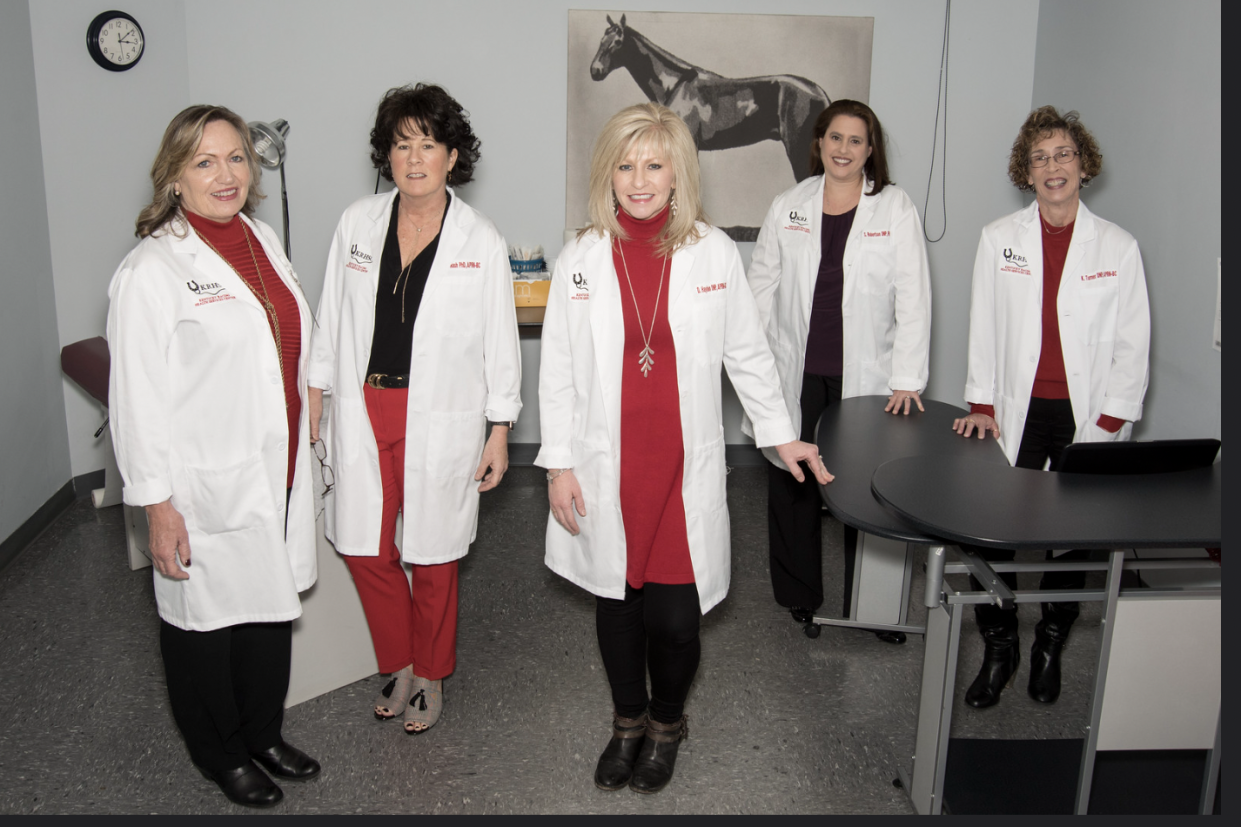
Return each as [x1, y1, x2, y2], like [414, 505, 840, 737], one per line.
[476, 425, 510, 492]
[885, 389, 925, 415]
[952, 412, 1000, 440]
[548, 469, 586, 535]
[145, 500, 191, 580]
[775, 441, 834, 485]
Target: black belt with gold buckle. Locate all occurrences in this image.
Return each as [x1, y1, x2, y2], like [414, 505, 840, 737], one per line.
[366, 373, 410, 389]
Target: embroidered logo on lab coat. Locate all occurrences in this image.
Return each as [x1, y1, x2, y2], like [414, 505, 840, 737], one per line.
[1000, 248, 1031, 276]
[347, 245, 372, 273]
[571, 272, 589, 301]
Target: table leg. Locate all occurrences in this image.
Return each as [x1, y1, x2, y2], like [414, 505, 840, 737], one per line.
[923, 545, 946, 609]
[1074, 548, 1125, 814]
[1200, 711, 1221, 814]
[907, 597, 962, 815]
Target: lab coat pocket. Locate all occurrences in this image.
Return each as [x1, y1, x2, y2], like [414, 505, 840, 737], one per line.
[183, 452, 276, 535]
[425, 411, 485, 479]
[1074, 283, 1120, 344]
[432, 274, 485, 338]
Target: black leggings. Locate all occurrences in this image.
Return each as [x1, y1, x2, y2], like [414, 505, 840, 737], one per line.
[968, 398, 1087, 630]
[768, 373, 844, 612]
[595, 582, 700, 724]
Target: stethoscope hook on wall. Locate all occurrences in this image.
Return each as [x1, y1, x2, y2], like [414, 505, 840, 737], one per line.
[249, 119, 292, 258]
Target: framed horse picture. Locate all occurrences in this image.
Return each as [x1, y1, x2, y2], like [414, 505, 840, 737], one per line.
[566, 10, 874, 242]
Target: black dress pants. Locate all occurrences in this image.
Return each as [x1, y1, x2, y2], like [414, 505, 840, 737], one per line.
[768, 373, 844, 612]
[595, 582, 700, 724]
[159, 620, 292, 773]
[968, 397, 1087, 631]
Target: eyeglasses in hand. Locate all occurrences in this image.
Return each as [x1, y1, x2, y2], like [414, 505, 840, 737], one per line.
[313, 440, 334, 496]
[1029, 149, 1080, 168]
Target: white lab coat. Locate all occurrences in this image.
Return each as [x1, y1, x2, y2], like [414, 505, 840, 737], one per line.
[964, 200, 1150, 466]
[308, 190, 522, 563]
[745, 176, 932, 470]
[535, 225, 797, 613]
[107, 214, 317, 632]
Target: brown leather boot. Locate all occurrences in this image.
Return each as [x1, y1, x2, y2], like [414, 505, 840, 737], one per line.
[594, 711, 647, 791]
[628, 714, 688, 794]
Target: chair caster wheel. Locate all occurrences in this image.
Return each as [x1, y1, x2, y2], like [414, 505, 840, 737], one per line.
[803, 623, 821, 639]
[875, 630, 907, 644]
[892, 777, 904, 789]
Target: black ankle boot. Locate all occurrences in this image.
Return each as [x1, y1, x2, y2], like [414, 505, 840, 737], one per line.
[628, 714, 688, 794]
[594, 711, 647, 791]
[965, 624, 1019, 709]
[1028, 613, 1072, 703]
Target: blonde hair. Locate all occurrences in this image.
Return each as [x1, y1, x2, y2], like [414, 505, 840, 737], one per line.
[135, 105, 265, 239]
[580, 103, 707, 256]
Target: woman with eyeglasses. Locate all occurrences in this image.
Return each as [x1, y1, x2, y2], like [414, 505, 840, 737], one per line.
[951, 106, 1150, 709]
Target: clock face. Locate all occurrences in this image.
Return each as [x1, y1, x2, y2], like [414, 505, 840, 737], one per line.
[87, 11, 145, 71]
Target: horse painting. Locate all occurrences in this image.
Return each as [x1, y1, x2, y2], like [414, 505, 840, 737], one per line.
[590, 14, 831, 182]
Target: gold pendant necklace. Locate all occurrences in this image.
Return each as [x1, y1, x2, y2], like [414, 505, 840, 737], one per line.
[616, 238, 667, 378]
[195, 221, 289, 407]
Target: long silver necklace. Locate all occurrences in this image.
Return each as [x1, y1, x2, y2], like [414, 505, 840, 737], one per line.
[615, 238, 668, 378]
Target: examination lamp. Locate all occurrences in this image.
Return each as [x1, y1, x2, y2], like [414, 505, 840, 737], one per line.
[248, 118, 292, 258]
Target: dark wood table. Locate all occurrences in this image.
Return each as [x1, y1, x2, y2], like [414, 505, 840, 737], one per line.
[811, 397, 1006, 637]
[871, 454, 1222, 814]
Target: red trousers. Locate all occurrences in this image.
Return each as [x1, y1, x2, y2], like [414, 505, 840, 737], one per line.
[344, 385, 458, 678]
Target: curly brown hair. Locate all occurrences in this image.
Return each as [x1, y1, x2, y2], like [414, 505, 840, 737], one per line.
[368, 83, 481, 185]
[1007, 105, 1102, 191]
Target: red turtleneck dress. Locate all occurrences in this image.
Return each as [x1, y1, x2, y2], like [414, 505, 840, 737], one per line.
[614, 205, 694, 588]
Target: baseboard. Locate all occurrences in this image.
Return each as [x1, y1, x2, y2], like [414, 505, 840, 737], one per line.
[0, 480, 74, 574]
[508, 444, 767, 468]
[73, 469, 105, 499]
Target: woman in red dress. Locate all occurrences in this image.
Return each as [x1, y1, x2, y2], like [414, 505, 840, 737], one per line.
[537, 103, 832, 795]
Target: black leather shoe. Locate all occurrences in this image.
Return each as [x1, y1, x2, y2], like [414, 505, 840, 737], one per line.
[629, 715, 687, 794]
[1027, 617, 1071, 703]
[790, 607, 814, 623]
[875, 630, 907, 644]
[594, 712, 647, 791]
[250, 740, 321, 781]
[964, 625, 1020, 709]
[200, 761, 283, 808]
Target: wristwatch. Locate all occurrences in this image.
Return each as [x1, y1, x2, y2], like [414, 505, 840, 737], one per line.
[488, 420, 516, 430]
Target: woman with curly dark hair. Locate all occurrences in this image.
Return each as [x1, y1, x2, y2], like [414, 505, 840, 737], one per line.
[952, 105, 1150, 709]
[307, 83, 521, 734]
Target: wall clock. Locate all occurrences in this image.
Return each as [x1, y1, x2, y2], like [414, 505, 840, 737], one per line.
[86, 11, 144, 72]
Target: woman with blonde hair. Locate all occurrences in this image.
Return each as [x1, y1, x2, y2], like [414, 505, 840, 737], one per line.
[538, 102, 831, 794]
[109, 105, 319, 807]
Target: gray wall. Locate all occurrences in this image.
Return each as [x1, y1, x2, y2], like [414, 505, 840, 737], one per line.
[0, 0, 72, 541]
[28, 0, 191, 479]
[5, 0, 1223, 538]
[1032, 0, 1221, 443]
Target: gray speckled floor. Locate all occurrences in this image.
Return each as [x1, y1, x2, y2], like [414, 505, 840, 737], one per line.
[0, 465, 1103, 815]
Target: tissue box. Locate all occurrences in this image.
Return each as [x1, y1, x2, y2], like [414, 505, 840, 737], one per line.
[513, 279, 551, 307]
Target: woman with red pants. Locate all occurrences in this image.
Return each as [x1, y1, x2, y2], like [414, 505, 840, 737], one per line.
[308, 84, 522, 734]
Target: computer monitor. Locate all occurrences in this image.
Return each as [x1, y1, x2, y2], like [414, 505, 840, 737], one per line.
[1057, 439, 1220, 476]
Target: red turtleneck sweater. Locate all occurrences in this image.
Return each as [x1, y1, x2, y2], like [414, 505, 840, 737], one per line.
[614, 204, 694, 587]
[971, 216, 1122, 433]
[186, 211, 303, 487]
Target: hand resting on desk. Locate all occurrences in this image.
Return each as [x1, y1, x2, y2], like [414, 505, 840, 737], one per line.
[952, 412, 1000, 440]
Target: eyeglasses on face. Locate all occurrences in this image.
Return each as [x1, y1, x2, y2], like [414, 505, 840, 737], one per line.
[1029, 149, 1080, 168]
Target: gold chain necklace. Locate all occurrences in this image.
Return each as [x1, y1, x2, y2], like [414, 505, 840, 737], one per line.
[1040, 214, 1071, 235]
[194, 221, 289, 408]
[615, 238, 668, 378]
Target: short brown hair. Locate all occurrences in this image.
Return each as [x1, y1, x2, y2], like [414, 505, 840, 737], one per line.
[369, 83, 481, 185]
[1007, 105, 1102, 191]
[808, 99, 891, 196]
[135, 105, 264, 238]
